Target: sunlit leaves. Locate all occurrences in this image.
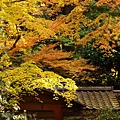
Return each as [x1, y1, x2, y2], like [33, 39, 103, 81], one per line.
[0, 0, 57, 51]
[0, 54, 12, 70]
[0, 61, 77, 106]
[96, 0, 120, 7]
[0, 0, 120, 104]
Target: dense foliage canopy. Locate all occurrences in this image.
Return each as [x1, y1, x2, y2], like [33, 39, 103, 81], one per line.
[0, 0, 120, 118]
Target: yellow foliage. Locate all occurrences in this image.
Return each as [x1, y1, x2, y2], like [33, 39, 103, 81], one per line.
[0, 0, 120, 106]
[0, 0, 94, 52]
[111, 68, 118, 78]
[58, 5, 90, 42]
[0, 0, 57, 50]
[96, 0, 120, 7]
[0, 61, 77, 106]
[0, 54, 12, 70]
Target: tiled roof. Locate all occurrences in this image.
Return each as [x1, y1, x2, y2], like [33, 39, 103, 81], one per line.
[76, 86, 120, 109]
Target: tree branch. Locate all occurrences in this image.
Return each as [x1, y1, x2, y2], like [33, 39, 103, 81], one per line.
[10, 35, 21, 50]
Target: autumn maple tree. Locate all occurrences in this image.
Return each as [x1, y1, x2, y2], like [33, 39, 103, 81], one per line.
[0, 0, 96, 81]
[0, 0, 78, 118]
[0, 0, 120, 118]
[74, 0, 120, 87]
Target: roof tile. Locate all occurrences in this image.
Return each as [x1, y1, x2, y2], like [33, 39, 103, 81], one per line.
[76, 87, 120, 109]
